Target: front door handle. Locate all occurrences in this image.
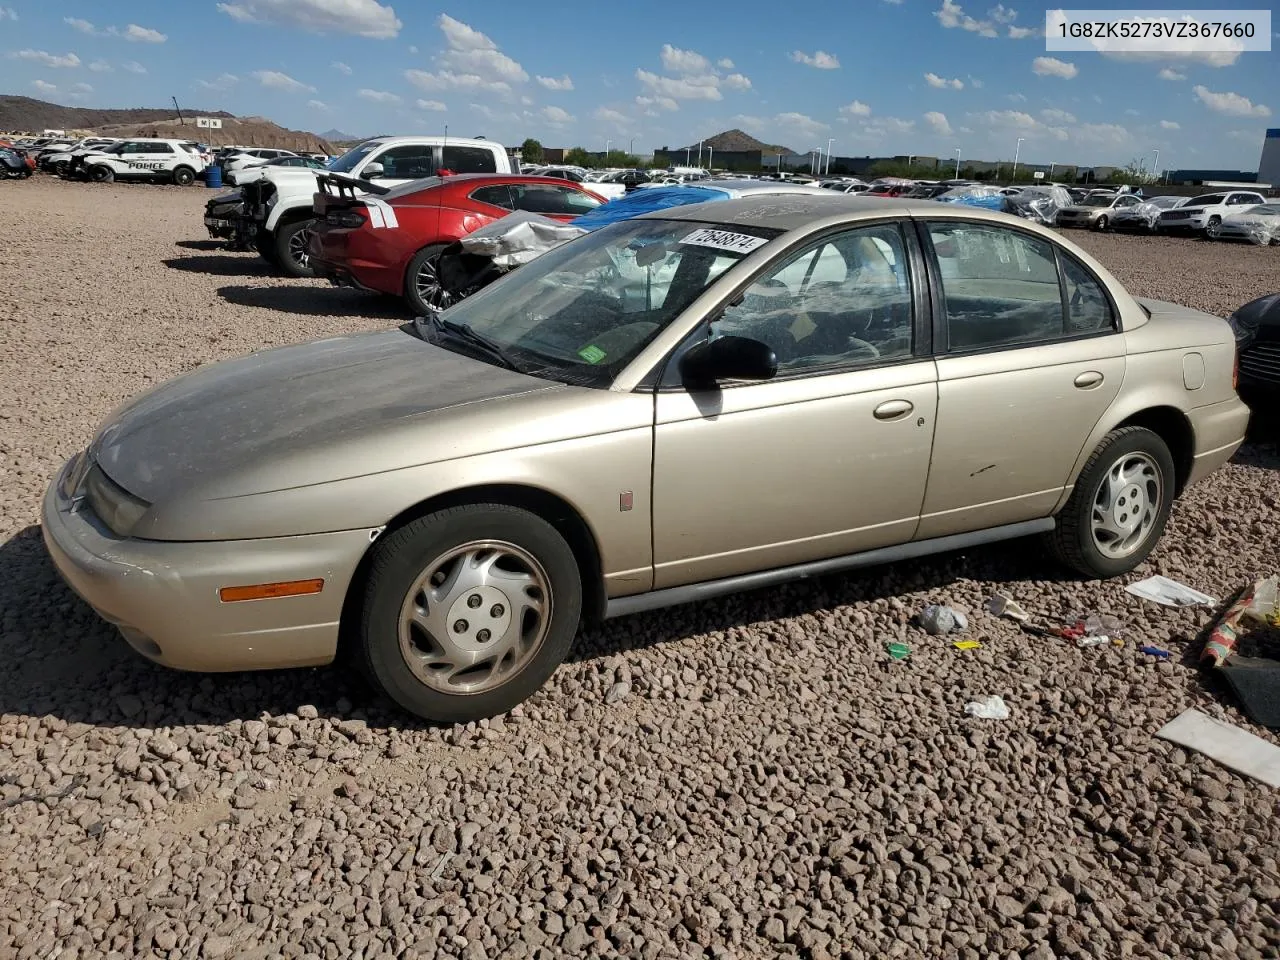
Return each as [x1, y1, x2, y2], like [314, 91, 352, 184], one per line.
[1074, 371, 1104, 389]
[873, 399, 914, 421]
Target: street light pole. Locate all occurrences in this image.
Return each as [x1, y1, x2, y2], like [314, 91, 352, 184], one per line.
[1012, 137, 1025, 179]
[629, 137, 635, 156]
[1151, 148, 1160, 182]
[826, 137, 834, 174]
[954, 147, 961, 179]
[605, 139, 611, 163]
[697, 140, 704, 168]
[708, 145, 713, 171]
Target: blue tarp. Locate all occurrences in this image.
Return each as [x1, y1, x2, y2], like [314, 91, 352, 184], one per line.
[938, 194, 1005, 211]
[569, 185, 730, 231]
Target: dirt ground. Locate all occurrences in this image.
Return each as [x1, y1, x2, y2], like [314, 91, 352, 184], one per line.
[1, 178, 1278, 960]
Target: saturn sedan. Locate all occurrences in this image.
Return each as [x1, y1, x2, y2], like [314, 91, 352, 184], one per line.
[44, 196, 1249, 723]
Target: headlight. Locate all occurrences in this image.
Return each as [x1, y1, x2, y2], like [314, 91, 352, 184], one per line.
[58, 451, 90, 500]
[81, 464, 150, 536]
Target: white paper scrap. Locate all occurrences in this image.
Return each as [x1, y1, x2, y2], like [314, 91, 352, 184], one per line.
[1156, 709, 1280, 789]
[1125, 575, 1217, 608]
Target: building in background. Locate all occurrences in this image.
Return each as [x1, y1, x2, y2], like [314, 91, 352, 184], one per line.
[1258, 129, 1280, 189]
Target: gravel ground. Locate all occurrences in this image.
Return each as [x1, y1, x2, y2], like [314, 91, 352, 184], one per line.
[2, 178, 1279, 960]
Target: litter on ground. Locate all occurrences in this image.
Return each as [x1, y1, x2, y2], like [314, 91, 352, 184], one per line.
[1125, 575, 1217, 607]
[1156, 708, 1280, 788]
[964, 695, 1011, 720]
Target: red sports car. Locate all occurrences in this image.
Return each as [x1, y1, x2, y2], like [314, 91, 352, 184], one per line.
[308, 172, 606, 313]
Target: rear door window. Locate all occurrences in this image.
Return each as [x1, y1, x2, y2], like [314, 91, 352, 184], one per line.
[509, 184, 599, 215]
[443, 146, 498, 173]
[373, 145, 437, 179]
[469, 184, 515, 210]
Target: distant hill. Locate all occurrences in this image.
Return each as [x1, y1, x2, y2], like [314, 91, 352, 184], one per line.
[0, 95, 333, 154]
[319, 127, 361, 142]
[672, 129, 794, 156]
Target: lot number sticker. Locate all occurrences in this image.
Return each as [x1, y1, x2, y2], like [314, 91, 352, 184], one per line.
[679, 228, 768, 254]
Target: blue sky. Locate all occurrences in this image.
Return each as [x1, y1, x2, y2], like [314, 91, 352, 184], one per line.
[1, 1, 1275, 171]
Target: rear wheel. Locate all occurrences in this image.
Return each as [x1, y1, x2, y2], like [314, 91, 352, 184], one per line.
[404, 243, 452, 315]
[1092, 214, 1109, 232]
[88, 165, 114, 184]
[274, 218, 317, 278]
[359, 504, 582, 723]
[1047, 426, 1175, 578]
[173, 166, 195, 186]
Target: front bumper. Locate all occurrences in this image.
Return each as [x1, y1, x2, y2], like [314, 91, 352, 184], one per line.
[1159, 217, 1206, 232]
[41, 458, 373, 672]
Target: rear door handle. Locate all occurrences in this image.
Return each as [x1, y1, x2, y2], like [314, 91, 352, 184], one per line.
[873, 399, 914, 421]
[1074, 371, 1104, 389]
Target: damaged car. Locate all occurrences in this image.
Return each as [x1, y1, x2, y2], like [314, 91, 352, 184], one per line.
[1055, 190, 1144, 231]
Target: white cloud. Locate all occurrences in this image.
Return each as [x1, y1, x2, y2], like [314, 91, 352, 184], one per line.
[308, 99, 329, 110]
[1072, 123, 1133, 146]
[537, 74, 574, 91]
[405, 69, 510, 96]
[64, 17, 97, 34]
[636, 68, 721, 101]
[925, 72, 963, 89]
[10, 49, 81, 68]
[968, 75, 984, 88]
[122, 61, 147, 74]
[722, 72, 752, 91]
[31, 79, 57, 94]
[332, 60, 352, 75]
[935, 0, 998, 37]
[1040, 108, 1077, 124]
[635, 94, 679, 114]
[1008, 24, 1039, 38]
[198, 73, 239, 91]
[924, 111, 953, 136]
[1158, 68, 1185, 81]
[69, 82, 93, 93]
[717, 57, 734, 69]
[540, 105, 574, 126]
[594, 106, 628, 125]
[416, 98, 446, 111]
[790, 49, 840, 69]
[884, 0, 904, 4]
[1032, 56, 1077, 79]
[840, 100, 872, 117]
[216, 0, 400, 38]
[252, 69, 315, 93]
[0, 7, 17, 20]
[988, 3, 1016, 24]
[1159, 120, 1180, 130]
[408, 44, 417, 53]
[661, 44, 709, 74]
[975, 109, 1040, 131]
[88, 60, 113, 73]
[1193, 84, 1270, 118]
[775, 111, 829, 136]
[358, 88, 400, 103]
[117, 24, 166, 43]
[736, 111, 830, 140]
[437, 14, 527, 84]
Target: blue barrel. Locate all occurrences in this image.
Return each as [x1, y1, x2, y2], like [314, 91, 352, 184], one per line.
[204, 164, 223, 188]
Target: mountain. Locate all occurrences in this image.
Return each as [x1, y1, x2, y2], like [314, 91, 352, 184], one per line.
[319, 127, 361, 142]
[0, 96, 333, 154]
[674, 129, 795, 156]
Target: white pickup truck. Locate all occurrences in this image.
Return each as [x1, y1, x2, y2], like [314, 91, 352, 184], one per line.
[230, 135, 514, 276]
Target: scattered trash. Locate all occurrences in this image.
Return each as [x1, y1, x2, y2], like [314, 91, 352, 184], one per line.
[1156, 708, 1280, 788]
[986, 592, 1030, 622]
[1140, 645, 1172, 660]
[886, 641, 912, 660]
[1201, 582, 1257, 668]
[1077, 635, 1111, 648]
[1243, 576, 1280, 628]
[918, 605, 969, 635]
[1125, 575, 1217, 608]
[964, 695, 1011, 720]
[1084, 613, 1124, 638]
[952, 639, 982, 650]
[1201, 578, 1280, 728]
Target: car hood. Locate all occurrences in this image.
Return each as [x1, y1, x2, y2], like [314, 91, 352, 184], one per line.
[90, 328, 558, 507]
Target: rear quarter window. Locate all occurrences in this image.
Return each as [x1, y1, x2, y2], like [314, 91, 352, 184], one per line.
[443, 146, 498, 174]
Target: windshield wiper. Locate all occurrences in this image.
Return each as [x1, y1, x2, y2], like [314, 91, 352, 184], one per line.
[416, 310, 522, 372]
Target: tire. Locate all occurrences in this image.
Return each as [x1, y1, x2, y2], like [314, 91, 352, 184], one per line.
[1204, 216, 1222, 240]
[88, 165, 114, 184]
[273, 218, 317, 278]
[1047, 426, 1176, 579]
[403, 243, 452, 315]
[173, 166, 195, 186]
[359, 504, 583, 723]
[254, 231, 280, 266]
[1092, 214, 1109, 232]
[51, 161, 68, 177]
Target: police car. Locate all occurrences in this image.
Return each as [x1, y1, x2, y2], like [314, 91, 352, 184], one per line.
[68, 138, 209, 185]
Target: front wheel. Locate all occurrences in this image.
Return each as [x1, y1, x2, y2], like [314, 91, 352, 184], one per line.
[403, 243, 452, 315]
[1204, 216, 1222, 239]
[1047, 426, 1175, 578]
[359, 504, 583, 723]
[88, 165, 114, 184]
[1092, 214, 1109, 232]
[273, 219, 317, 278]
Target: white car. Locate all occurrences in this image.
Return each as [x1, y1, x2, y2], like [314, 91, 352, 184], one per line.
[227, 154, 329, 185]
[231, 135, 514, 277]
[72, 138, 209, 185]
[1216, 202, 1280, 245]
[41, 138, 118, 174]
[1109, 195, 1188, 233]
[221, 148, 299, 176]
[1157, 190, 1266, 236]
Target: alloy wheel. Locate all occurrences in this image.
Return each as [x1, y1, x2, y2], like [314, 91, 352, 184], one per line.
[288, 227, 310, 269]
[1205, 217, 1222, 239]
[1089, 452, 1163, 559]
[397, 540, 552, 695]
[414, 255, 455, 310]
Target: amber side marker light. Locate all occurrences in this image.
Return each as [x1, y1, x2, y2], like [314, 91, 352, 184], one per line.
[219, 579, 325, 603]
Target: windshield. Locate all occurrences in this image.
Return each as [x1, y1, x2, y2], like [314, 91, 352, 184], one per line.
[329, 140, 381, 174]
[1079, 195, 1113, 207]
[430, 217, 782, 386]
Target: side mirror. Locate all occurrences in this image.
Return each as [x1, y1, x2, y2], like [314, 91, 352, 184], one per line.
[363, 161, 385, 179]
[679, 335, 778, 387]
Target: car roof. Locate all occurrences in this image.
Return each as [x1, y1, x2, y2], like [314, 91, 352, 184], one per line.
[359, 135, 496, 148]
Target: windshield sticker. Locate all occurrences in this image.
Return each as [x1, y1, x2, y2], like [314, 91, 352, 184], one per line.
[678, 228, 768, 254]
[578, 344, 607, 364]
